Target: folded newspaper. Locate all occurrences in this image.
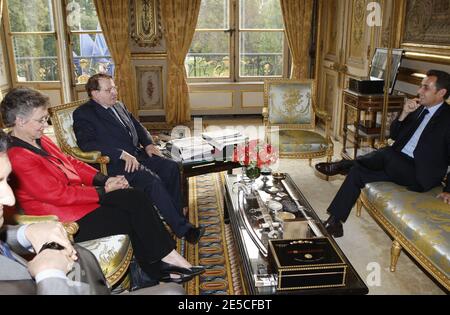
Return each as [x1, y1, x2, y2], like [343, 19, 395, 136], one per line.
[202, 129, 247, 151]
[166, 137, 214, 162]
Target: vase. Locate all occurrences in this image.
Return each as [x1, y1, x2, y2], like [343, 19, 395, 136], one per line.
[245, 165, 261, 193]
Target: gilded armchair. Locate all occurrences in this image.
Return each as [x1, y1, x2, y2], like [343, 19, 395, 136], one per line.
[49, 99, 110, 175]
[15, 214, 133, 292]
[263, 79, 334, 178]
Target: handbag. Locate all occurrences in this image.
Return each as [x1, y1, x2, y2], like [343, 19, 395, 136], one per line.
[129, 257, 159, 291]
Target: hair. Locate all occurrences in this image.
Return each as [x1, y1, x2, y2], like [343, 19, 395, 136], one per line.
[0, 129, 7, 154]
[0, 87, 50, 128]
[85, 73, 113, 98]
[426, 70, 450, 100]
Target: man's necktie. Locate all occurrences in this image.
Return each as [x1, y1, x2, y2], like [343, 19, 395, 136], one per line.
[409, 108, 429, 137]
[397, 108, 429, 150]
[0, 241, 16, 260]
[108, 107, 133, 138]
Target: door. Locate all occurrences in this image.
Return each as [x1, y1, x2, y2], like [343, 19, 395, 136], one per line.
[316, 0, 379, 139]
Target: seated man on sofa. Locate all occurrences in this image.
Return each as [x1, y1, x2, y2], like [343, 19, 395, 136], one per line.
[315, 69, 450, 238]
[73, 74, 204, 244]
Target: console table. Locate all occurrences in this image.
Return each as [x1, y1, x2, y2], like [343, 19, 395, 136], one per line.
[342, 89, 404, 159]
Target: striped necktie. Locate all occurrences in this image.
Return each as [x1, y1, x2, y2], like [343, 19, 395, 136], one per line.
[109, 107, 133, 138]
[0, 241, 15, 260]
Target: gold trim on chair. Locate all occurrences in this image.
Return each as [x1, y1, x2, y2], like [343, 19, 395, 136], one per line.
[359, 193, 450, 291]
[49, 100, 110, 175]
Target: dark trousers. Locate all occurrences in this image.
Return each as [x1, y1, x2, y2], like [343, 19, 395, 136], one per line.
[125, 155, 191, 237]
[74, 189, 175, 279]
[328, 147, 419, 222]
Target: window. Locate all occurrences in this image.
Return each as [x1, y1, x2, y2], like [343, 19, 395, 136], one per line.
[186, 0, 287, 82]
[3, 0, 113, 84]
[6, 0, 59, 82]
[66, 0, 114, 84]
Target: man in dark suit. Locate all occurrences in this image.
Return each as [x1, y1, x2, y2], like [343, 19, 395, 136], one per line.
[72, 74, 204, 244]
[315, 70, 450, 237]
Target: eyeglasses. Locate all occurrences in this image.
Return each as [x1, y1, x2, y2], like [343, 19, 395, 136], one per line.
[31, 115, 50, 125]
[99, 86, 117, 93]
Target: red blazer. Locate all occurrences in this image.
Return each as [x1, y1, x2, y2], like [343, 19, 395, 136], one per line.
[8, 135, 100, 222]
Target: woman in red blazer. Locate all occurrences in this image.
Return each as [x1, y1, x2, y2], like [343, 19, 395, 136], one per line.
[1, 87, 204, 284]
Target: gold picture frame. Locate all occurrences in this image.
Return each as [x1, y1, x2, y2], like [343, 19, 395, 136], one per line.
[135, 65, 164, 111]
[401, 0, 450, 63]
[130, 0, 162, 47]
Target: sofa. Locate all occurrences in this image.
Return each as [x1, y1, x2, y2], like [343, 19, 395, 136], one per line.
[358, 182, 450, 291]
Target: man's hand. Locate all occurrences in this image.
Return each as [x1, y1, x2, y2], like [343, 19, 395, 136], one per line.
[145, 144, 162, 157]
[437, 192, 450, 204]
[105, 175, 130, 193]
[25, 222, 76, 260]
[398, 98, 420, 121]
[120, 151, 140, 173]
[28, 250, 75, 277]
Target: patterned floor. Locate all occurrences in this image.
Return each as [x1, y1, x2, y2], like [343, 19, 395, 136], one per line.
[182, 173, 244, 295]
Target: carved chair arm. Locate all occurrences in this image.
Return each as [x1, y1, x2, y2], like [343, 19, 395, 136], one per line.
[68, 147, 110, 175]
[14, 214, 79, 242]
[314, 108, 332, 122]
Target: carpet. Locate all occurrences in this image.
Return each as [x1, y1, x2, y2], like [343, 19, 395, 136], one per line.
[182, 173, 245, 295]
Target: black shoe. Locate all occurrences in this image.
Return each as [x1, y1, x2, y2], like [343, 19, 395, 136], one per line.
[322, 215, 344, 238]
[184, 226, 205, 244]
[159, 261, 205, 283]
[160, 273, 194, 284]
[315, 160, 354, 176]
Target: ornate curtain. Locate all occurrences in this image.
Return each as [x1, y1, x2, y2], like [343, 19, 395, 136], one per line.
[280, 0, 314, 79]
[94, 0, 138, 116]
[161, 0, 201, 124]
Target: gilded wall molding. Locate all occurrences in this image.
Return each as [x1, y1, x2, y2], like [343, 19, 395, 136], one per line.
[130, 0, 162, 48]
[401, 0, 450, 60]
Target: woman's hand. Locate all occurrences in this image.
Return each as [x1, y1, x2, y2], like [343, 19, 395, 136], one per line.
[105, 176, 129, 193]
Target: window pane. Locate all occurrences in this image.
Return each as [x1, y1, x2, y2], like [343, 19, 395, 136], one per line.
[240, 0, 283, 29]
[186, 32, 230, 78]
[66, 0, 101, 31]
[196, 0, 229, 29]
[8, 0, 55, 32]
[12, 35, 59, 81]
[72, 33, 114, 83]
[240, 31, 283, 77]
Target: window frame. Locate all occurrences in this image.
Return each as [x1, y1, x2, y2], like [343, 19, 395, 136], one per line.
[3, 0, 61, 83]
[187, 0, 289, 83]
[63, 0, 113, 87]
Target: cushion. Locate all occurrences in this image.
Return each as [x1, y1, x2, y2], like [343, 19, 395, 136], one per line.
[77, 234, 133, 287]
[270, 129, 329, 154]
[363, 182, 450, 278]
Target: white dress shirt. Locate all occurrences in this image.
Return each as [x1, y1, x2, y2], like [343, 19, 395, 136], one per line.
[401, 103, 443, 158]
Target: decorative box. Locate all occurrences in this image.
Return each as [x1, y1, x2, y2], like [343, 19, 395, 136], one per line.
[268, 238, 347, 291]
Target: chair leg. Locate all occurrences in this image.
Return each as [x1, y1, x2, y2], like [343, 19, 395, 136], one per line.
[309, 159, 312, 167]
[356, 198, 362, 217]
[390, 240, 402, 272]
